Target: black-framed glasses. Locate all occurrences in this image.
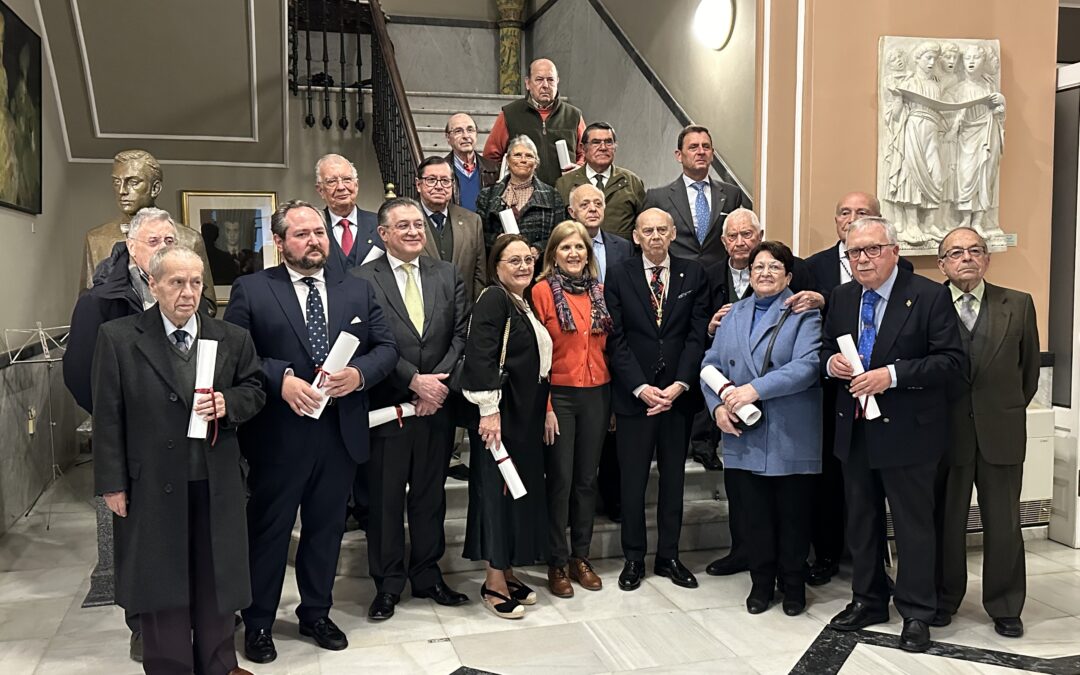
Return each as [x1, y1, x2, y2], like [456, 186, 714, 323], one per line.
[844, 243, 892, 260]
[419, 176, 453, 188]
[940, 246, 987, 261]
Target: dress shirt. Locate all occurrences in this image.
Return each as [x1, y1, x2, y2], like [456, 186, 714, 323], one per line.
[585, 164, 613, 187]
[729, 261, 750, 299]
[453, 153, 476, 176]
[385, 252, 424, 303]
[682, 174, 712, 226]
[162, 312, 198, 350]
[327, 206, 359, 249]
[948, 279, 985, 317]
[286, 265, 329, 324]
[592, 231, 608, 283]
[827, 264, 898, 387]
[633, 254, 689, 397]
[838, 240, 853, 284]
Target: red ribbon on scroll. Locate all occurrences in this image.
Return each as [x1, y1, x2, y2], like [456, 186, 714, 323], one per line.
[195, 388, 219, 446]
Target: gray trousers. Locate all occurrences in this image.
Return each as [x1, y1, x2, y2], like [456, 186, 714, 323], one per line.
[546, 384, 610, 567]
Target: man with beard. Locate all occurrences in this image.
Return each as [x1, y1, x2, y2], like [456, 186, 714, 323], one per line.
[224, 200, 397, 663]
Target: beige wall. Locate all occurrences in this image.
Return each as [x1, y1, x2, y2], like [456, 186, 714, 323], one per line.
[759, 0, 1057, 345]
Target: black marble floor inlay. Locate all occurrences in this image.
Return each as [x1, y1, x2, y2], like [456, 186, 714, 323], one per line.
[791, 627, 1080, 675]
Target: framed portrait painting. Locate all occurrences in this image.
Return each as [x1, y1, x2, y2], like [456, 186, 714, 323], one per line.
[181, 191, 277, 303]
[0, 1, 43, 214]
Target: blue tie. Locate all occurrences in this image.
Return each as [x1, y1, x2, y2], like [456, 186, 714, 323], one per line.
[430, 212, 446, 230]
[302, 277, 329, 364]
[691, 181, 710, 244]
[858, 290, 880, 370]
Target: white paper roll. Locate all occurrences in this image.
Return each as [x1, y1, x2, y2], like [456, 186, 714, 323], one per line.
[836, 334, 881, 420]
[187, 339, 219, 439]
[368, 403, 417, 428]
[700, 365, 762, 426]
[499, 153, 508, 181]
[491, 442, 527, 499]
[555, 139, 573, 169]
[305, 332, 362, 419]
[498, 209, 520, 234]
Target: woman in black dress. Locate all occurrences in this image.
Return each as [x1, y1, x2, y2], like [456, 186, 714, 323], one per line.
[463, 234, 553, 619]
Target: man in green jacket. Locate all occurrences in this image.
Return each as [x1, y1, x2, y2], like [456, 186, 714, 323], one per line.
[556, 122, 645, 241]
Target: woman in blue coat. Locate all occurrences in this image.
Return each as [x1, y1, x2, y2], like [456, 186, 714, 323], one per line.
[700, 240, 822, 616]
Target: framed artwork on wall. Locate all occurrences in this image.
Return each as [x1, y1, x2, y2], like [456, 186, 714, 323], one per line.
[180, 190, 278, 303]
[0, 1, 42, 214]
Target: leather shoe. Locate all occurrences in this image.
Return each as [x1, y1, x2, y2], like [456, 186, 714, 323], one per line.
[654, 557, 698, 588]
[129, 631, 143, 663]
[367, 592, 400, 621]
[705, 552, 748, 576]
[782, 584, 806, 616]
[807, 558, 839, 586]
[413, 582, 468, 607]
[569, 557, 603, 591]
[899, 618, 930, 653]
[930, 609, 953, 627]
[691, 448, 724, 471]
[244, 628, 277, 664]
[746, 584, 774, 614]
[548, 566, 574, 598]
[618, 560, 644, 591]
[993, 616, 1024, 638]
[299, 616, 348, 650]
[448, 464, 470, 481]
[828, 601, 890, 631]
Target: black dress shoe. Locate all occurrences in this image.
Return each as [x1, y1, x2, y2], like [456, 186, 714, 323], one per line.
[930, 609, 953, 627]
[782, 584, 806, 616]
[618, 560, 645, 591]
[299, 616, 348, 650]
[993, 616, 1024, 638]
[706, 552, 748, 576]
[244, 628, 277, 664]
[129, 631, 143, 663]
[807, 558, 839, 586]
[654, 557, 699, 588]
[367, 592, 400, 621]
[746, 584, 774, 614]
[899, 618, 930, 652]
[447, 464, 470, 481]
[691, 448, 724, 471]
[828, 601, 890, 631]
[414, 582, 468, 607]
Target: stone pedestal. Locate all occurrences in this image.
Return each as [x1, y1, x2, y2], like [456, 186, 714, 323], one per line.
[495, 0, 525, 94]
[83, 496, 117, 607]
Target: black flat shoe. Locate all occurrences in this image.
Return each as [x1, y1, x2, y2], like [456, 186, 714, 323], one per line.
[654, 557, 698, 588]
[828, 601, 890, 631]
[782, 584, 806, 616]
[691, 449, 724, 471]
[505, 578, 537, 605]
[244, 628, 277, 664]
[899, 618, 930, 653]
[414, 582, 468, 606]
[299, 616, 348, 650]
[807, 558, 839, 586]
[618, 560, 645, 591]
[448, 464, 470, 481]
[706, 553, 748, 576]
[746, 585, 774, 614]
[993, 616, 1024, 638]
[129, 631, 143, 663]
[367, 592, 400, 620]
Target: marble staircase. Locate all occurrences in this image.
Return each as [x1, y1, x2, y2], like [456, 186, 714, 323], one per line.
[406, 90, 512, 158]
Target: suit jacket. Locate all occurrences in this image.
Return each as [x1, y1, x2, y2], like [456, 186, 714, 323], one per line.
[701, 287, 823, 475]
[598, 229, 632, 281]
[605, 254, 710, 416]
[324, 206, 382, 276]
[354, 255, 468, 436]
[444, 150, 500, 207]
[820, 268, 964, 468]
[803, 241, 914, 315]
[421, 203, 488, 301]
[91, 306, 265, 614]
[555, 165, 646, 240]
[643, 176, 747, 268]
[945, 282, 1039, 466]
[223, 264, 398, 464]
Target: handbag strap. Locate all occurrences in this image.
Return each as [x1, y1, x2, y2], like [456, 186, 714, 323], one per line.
[759, 306, 793, 376]
[465, 286, 512, 370]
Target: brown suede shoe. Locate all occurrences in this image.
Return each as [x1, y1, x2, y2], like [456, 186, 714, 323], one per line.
[547, 566, 574, 597]
[569, 557, 603, 591]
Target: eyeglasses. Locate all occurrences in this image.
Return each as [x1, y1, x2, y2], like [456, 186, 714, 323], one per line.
[320, 176, 357, 187]
[587, 139, 616, 147]
[509, 152, 536, 161]
[844, 243, 892, 260]
[129, 235, 176, 247]
[419, 176, 453, 188]
[940, 246, 987, 261]
[448, 126, 476, 136]
[389, 222, 425, 233]
[500, 255, 537, 268]
[751, 262, 786, 275]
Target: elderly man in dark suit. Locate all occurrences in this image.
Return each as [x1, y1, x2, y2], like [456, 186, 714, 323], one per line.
[643, 125, 747, 269]
[354, 197, 470, 620]
[315, 153, 383, 275]
[821, 216, 963, 653]
[933, 227, 1039, 638]
[93, 245, 265, 675]
[605, 208, 710, 592]
[224, 200, 397, 663]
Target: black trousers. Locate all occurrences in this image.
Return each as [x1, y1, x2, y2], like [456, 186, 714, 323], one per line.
[934, 454, 1025, 618]
[616, 407, 691, 562]
[810, 442, 846, 563]
[243, 408, 355, 631]
[596, 429, 620, 517]
[141, 480, 237, 675]
[723, 466, 745, 557]
[842, 422, 938, 623]
[367, 418, 454, 595]
[729, 469, 814, 592]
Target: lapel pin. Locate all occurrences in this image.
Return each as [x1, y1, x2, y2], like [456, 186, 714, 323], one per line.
[366, 239, 372, 244]
[905, 299, 912, 307]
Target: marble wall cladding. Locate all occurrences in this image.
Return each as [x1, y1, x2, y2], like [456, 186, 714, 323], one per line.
[0, 361, 81, 536]
[1034, 365, 1053, 409]
[526, 0, 694, 190]
[387, 23, 500, 94]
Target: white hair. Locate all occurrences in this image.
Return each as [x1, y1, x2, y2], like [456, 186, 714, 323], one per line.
[128, 207, 177, 241]
[148, 245, 202, 279]
[847, 216, 898, 245]
[314, 153, 358, 183]
[724, 207, 761, 232]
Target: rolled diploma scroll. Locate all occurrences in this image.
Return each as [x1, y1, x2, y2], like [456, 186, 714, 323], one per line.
[187, 339, 219, 439]
[555, 139, 573, 169]
[499, 153, 508, 181]
[498, 209, 520, 234]
[368, 402, 417, 428]
[491, 442, 527, 499]
[836, 334, 882, 420]
[700, 365, 762, 426]
[305, 332, 362, 420]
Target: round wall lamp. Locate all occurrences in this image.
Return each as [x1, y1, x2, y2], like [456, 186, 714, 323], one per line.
[692, 0, 736, 51]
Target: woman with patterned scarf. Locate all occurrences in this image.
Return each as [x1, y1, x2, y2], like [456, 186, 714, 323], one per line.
[528, 220, 614, 600]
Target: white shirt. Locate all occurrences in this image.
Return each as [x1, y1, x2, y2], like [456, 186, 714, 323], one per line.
[286, 265, 329, 325]
[838, 240, 853, 284]
[729, 260, 750, 299]
[327, 206, 359, 249]
[162, 312, 198, 351]
[682, 174, 712, 225]
[585, 164, 613, 187]
[386, 252, 424, 304]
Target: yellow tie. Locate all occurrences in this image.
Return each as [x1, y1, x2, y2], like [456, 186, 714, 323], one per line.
[402, 262, 424, 333]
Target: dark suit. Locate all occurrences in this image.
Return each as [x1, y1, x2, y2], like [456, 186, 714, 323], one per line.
[597, 230, 632, 281]
[935, 282, 1039, 620]
[354, 255, 468, 595]
[224, 264, 397, 631]
[420, 203, 488, 302]
[821, 267, 963, 623]
[643, 176, 747, 268]
[605, 255, 710, 561]
[324, 206, 382, 276]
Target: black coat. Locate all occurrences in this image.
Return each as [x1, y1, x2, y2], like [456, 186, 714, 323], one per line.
[323, 206, 382, 276]
[91, 307, 266, 614]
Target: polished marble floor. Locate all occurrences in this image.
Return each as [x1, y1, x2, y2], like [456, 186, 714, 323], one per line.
[1, 463, 1079, 674]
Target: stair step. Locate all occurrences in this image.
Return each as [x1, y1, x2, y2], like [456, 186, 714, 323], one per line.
[406, 91, 521, 101]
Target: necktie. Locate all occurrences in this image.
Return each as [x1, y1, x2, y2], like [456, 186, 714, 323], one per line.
[301, 277, 329, 363]
[430, 212, 446, 230]
[857, 290, 880, 370]
[691, 181, 710, 244]
[173, 329, 189, 352]
[959, 293, 977, 331]
[340, 219, 354, 257]
[594, 174, 606, 191]
[649, 265, 665, 326]
[402, 262, 424, 333]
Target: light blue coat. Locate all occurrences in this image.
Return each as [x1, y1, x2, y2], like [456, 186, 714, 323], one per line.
[700, 287, 823, 475]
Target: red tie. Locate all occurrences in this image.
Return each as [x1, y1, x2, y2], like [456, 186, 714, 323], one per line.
[340, 219, 354, 256]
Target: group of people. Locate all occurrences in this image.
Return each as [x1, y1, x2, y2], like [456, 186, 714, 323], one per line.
[63, 56, 1040, 675]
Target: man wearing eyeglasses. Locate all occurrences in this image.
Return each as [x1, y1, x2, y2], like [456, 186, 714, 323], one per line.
[555, 122, 645, 241]
[932, 227, 1038, 639]
[443, 113, 499, 212]
[415, 156, 487, 302]
[315, 153, 382, 276]
[820, 216, 963, 653]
